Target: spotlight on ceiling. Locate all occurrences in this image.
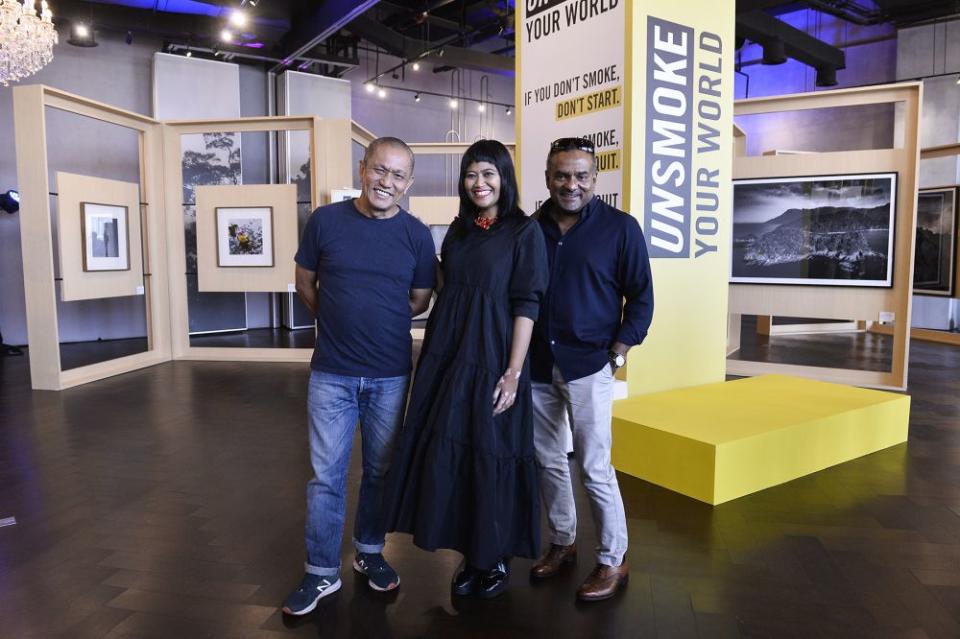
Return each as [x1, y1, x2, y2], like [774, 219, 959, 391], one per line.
[815, 66, 838, 87]
[414, 93, 421, 102]
[956, 75, 960, 85]
[185, 50, 192, 57]
[220, 29, 233, 43]
[478, 103, 486, 112]
[230, 9, 248, 28]
[412, 61, 420, 71]
[761, 38, 786, 65]
[68, 22, 98, 47]
[505, 106, 512, 115]
[377, 87, 387, 99]
[364, 82, 375, 93]
[0, 189, 20, 214]
[449, 98, 458, 109]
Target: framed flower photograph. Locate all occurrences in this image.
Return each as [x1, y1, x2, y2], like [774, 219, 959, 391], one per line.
[81, 202, 130, 272]
[215, 206, 274, 267]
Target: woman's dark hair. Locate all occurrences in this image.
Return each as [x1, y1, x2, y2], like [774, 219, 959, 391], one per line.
[456, 139, 523, 223]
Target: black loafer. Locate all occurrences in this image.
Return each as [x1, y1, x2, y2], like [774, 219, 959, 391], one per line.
[476, 559, 510, 599]
[452, 562, 480, 597]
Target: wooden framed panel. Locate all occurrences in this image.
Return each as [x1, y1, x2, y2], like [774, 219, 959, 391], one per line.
[728, 83, 922, 391]
[56, 172, 144, 301]
[407, 196, 459, 226]
[13, 85, 171, 390]
[195, 184, 297, 291]
[163, 116, 351, 361]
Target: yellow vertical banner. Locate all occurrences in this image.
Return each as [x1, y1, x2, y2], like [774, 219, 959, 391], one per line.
[624, 1, 736, 395]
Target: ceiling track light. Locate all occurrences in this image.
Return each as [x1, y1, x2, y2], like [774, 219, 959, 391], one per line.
[412, 61, 420, 71]
[220, 28, 233, 43]
[414, 93, 421, 102]
[505, 106, 512, 115]
[377, 87, 387, 98]
[229, 9, 248, 28]
[364, 82, 375, 93]
[68, 22, 98, 47]
[477, 103, 485, 112]
[449, 98, 458, 109]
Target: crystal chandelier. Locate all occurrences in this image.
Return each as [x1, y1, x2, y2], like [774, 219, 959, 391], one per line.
[0, 1, 57, 87]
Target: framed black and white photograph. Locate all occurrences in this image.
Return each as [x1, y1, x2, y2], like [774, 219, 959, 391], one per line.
[731, 173, 897, 287]
[215, 206, 274, 267]
[914, 187, 957, 297]
[81, 202, 130, 272]
[330, 188, 361, 203]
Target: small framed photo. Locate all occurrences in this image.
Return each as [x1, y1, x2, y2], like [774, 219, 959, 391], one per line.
[215, 206, 274, 267]
[331, 188, 361, 203]
[81, 202, 130, 272]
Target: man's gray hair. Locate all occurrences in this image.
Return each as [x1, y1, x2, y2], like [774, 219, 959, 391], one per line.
[363, 136, 415, 173]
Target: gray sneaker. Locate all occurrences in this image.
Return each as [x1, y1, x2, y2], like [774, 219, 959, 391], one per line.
[352, 552, 400, 592]
[282, 573, 342, 616]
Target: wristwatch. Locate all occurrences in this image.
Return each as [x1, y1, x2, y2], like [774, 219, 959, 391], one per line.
[608, 350, 626, 370]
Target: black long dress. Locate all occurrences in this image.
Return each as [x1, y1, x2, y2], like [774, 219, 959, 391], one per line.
[386, 213, 549, 570]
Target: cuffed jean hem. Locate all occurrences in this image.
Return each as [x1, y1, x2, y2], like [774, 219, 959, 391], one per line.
[305, 562, 340, 578]
[549, 533, 577, 547]
[354, 538, 385, 554]
[598, 552, 627, 568]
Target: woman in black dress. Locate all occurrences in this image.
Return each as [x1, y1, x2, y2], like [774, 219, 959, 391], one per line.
[386, 139, 548, 598]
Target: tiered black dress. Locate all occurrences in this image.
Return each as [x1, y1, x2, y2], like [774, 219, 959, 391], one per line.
[386, 213, 549, 570]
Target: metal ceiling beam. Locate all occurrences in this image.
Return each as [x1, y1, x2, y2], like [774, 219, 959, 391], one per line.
[737, 9, 846, 69]
[270, 0, 380, 73]
[347, 14, 513, 76]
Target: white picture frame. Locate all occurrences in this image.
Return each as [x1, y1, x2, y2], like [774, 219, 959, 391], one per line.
[731, 172, 898, 288]
[81, 202, 130, 272]
[215, 206, 275, 268]
[330, 188, 361, 203]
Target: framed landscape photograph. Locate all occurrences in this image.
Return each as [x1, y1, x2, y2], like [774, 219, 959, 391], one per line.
[215, 206, 274, 267]
[914, 187, 957, 296]
[731, 173, 897, 287]
[81, 202, 130, 272]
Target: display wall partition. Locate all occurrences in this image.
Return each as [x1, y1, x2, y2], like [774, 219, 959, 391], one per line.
[727, 83, 922, 391]
[162, 115, 351, 363]
[13, 85, 171, 391]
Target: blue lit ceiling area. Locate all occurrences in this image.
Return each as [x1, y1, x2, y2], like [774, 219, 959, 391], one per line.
[45, 1, 960, 80]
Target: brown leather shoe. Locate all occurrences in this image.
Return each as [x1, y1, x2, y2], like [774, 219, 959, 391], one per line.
[576, 561, 629, 601]
[530, 543, 577, 579]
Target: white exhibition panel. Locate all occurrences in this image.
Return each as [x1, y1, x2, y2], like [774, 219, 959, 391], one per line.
[518, 1, 625, 213]
[55, 172, 144, 302]
[195, 184, 299, 293]
[151, 52, 241, 119]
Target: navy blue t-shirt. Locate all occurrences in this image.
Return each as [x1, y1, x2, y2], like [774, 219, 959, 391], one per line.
[295, 200, 436, 378]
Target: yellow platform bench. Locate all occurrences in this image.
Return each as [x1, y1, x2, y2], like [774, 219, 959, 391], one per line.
[611, 374, 910, 505]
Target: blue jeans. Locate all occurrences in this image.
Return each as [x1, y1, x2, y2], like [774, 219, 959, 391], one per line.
[304, 369, 409, 578]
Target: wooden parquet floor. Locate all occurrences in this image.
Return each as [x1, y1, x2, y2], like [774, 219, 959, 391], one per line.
[2, 332, 960, 638]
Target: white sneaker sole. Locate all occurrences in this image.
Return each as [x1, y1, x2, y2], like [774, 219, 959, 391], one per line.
[352, 559, 401, 592]
[282, 578, 342, 616]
